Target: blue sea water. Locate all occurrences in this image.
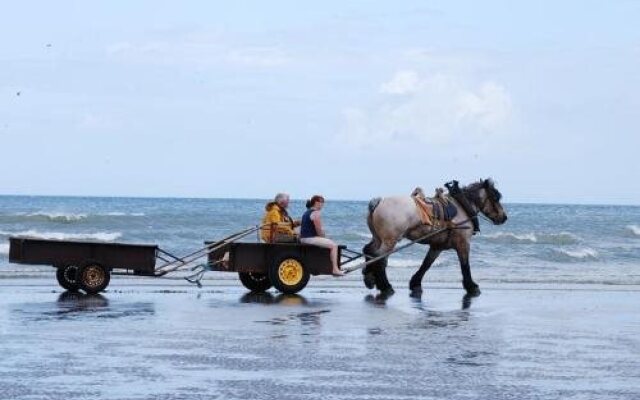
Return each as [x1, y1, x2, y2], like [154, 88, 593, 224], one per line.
[1, 196, 639, 285]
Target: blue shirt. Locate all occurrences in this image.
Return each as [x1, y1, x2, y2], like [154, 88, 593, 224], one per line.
[300, 209, 318, 238]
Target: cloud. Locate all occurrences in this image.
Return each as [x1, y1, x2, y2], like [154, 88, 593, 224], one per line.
[380, 70, 420, 95]
[340, 70, 512, 149]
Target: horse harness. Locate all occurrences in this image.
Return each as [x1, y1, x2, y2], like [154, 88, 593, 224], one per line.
[445, 180, 481, 234]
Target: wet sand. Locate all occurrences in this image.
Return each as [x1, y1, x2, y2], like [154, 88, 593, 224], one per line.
[0, 276, 639, 400]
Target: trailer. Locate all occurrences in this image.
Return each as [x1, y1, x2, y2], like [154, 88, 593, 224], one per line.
[8, 226, 363, 295]
[206, 241, 361, 294]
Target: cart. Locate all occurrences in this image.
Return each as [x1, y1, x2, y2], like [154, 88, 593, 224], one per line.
[206, 241, 362, 294]
[8, 225, 363, 295]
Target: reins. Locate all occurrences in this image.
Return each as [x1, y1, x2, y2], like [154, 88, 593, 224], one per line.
[343, 217, 473, 274]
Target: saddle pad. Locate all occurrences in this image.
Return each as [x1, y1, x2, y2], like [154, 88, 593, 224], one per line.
[413, 196, 458, 225]
[413, 196, 435, 225]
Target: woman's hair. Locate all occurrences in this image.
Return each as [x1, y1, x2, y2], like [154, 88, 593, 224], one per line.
[306, 195, 325, 209]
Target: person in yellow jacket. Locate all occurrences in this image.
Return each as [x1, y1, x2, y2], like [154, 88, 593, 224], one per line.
[260, 193, 300, 242]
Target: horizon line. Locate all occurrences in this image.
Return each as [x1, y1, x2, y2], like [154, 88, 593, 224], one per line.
[0, 193, 637, 208]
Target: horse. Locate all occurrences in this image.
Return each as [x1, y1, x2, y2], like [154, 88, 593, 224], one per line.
[362, 178, 507, 297]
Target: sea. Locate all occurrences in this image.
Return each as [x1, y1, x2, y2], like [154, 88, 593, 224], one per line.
[1, 195, 639, 286]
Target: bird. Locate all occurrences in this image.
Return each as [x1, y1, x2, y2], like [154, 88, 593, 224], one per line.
[16, 91, 21, 96]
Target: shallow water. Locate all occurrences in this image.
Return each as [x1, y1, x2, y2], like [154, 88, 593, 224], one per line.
[0, 280, 638, 400]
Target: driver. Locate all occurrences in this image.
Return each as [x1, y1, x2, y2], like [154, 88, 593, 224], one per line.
[260, 193, 300, 243]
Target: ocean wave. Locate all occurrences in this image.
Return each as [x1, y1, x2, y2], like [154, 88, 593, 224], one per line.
[551, 247, 599, 262]
[1, 211, 145, 223]
[482, 231, 579, 245]
[104, 212, 145, 217]
[0, 230, 122, 242]
[0, 243, 9, 255]
[20, 212, 88, 223]
[626, 225, 640, 236]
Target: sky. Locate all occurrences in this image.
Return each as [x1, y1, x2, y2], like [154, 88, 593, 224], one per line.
[1, 1, 639, 204]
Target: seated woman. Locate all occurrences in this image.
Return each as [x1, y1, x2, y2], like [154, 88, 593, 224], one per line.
[299, 195, 343, 276]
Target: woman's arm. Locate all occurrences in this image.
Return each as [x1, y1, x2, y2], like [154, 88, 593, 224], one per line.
[311, 211, 325, 237]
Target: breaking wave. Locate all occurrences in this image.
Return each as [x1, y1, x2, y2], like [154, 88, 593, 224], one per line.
[0, 230, 122, 242]
[104, 212, 145, 217]
[482, 231, 579, 245]
[626, 225, 640, 236]
[1, 211, 145, 223]
[20, 212, 88, 222]
[551, 247, 599, 262]
[0, 243, 9, 255]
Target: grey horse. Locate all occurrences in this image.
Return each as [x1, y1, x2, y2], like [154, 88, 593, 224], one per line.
[362, 179, 507, 296]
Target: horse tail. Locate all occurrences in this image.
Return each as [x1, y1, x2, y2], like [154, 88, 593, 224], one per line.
[368, 197, 381, 215]
[364, 197, 382, 256]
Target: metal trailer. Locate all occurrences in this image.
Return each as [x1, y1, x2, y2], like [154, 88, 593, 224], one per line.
[206, 241, 362, 294]
[8, 226, 363, 295]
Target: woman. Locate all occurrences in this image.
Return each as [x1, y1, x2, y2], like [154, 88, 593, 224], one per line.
[299, 195, 344, 276]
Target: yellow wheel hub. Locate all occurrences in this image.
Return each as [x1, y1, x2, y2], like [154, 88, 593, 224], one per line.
[278, 259, 303, 286]
[84, 265, 104, 288]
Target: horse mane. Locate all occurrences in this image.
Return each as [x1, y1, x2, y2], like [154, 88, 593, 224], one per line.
[463, 178, 502, 202]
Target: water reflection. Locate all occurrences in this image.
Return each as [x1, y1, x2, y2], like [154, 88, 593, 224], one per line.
[11, 291, 155, 322]
[364, 290, 395, 307]
[461, 293, 477, 310]
[57, 291, 109, 309]
[239, 292, 309, 306]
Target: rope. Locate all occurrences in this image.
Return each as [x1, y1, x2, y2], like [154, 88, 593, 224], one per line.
[343, 218, 472, 274]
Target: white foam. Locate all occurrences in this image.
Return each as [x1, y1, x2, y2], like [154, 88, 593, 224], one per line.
[483, 231, 579, 245]
[626, 225, 640, 236]
[104, 212, 145, 217]
[23, 212, 88, 222]
[484, 232, 538, 243]
[0, 230, 121, 242]
[0, 243, 9, 255]
[556, 247, 599, 260]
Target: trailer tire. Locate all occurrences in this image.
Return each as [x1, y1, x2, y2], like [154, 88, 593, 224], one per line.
[56, 265, 79, 291]
[269, 254, 309, 295]
[77, 262, 111, 294]
[238, 272, 272, 292]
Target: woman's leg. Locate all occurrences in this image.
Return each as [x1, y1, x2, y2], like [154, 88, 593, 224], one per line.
[300, 237, 342, 274]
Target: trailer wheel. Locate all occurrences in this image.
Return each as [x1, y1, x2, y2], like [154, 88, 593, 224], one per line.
[77, 262, 111, 294]
[56, 265, 79, 291]
[269, 254, 309, 295]
[238, 272, 272, 293]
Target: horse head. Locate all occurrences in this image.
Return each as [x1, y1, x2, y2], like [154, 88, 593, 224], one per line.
[466, 178, 507, 225]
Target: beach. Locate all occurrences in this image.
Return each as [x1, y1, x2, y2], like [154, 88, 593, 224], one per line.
[1, 196, 639, 398]
[1, 275, 638, 400]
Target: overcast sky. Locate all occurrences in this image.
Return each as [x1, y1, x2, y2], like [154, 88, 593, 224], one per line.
[1, 1, 639, 204]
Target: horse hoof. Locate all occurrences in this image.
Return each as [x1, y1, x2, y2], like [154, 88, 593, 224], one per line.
[409, 286, 423, 298]
[465, 286, 481, 297]
[363, 274, 376, 289]
[379, 287, 395, 297]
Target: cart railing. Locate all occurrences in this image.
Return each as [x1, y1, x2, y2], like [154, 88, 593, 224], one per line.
[154, 224, 267, 286]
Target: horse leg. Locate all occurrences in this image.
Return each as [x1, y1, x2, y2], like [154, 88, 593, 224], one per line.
[455, 241, 481, 296]
[362, 238, 395, 293]
[362, 240, 379, 289]
[373, 256, 393, 294]
[409, 247, 442, 296]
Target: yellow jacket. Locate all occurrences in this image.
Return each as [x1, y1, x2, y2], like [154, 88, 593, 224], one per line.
[260, 202, 295, 242]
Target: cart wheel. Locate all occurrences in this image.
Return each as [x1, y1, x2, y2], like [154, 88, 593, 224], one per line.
[77, 262, 111, 294]
[269, 254, 309, 295]
[238, 272, 273, 293]
[56, 265, 79, 291]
